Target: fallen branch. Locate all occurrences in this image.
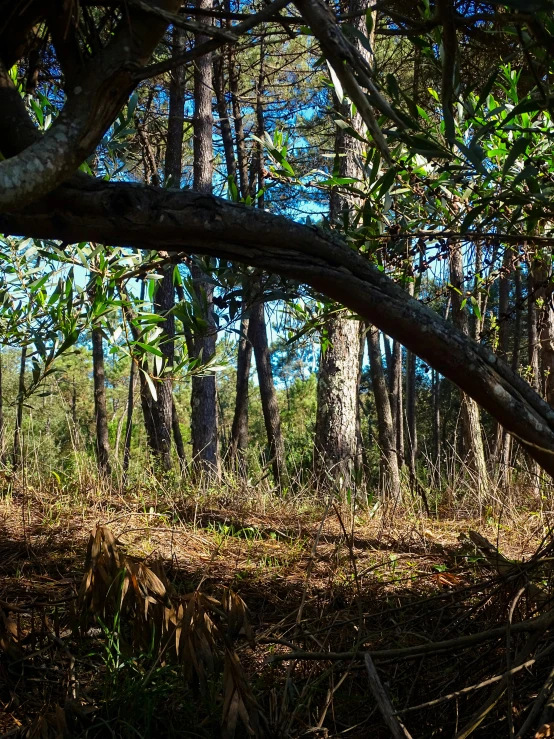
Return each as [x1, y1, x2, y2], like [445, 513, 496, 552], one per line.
[364, 654, 413, 739]
[269, 607, 554, 664]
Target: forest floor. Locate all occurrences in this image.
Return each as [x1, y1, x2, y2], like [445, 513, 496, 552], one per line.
[1, 480, 553, 738]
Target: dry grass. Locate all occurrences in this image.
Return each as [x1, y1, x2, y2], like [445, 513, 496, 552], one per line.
[1, 478, 554, 738]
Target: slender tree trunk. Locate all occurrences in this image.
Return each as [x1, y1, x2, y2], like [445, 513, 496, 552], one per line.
[12, 345, 26, 470]
[432, 368, 441, 481]
[122, 356, 135, 478]
[536, 250, 554, 406]
[367, 326, 401, 500]
[495, 246, 513, 485]
[166, 26, 185, 187]
[213, 54, 236, 185]
[191, 0, 219, 478]
[229, 314, 251, 474]
[526, 256, 540, 498]
[121, 281, 161, 464]
[449, 244, 488, 498]
[172, 399, 186, 471]
[383, 335, 392, 383]
[146, 25, 187, 472]
[92, 326, 111, 477]
[214, 43, 250, 474]
[405, 346, 417, 475]
[0, 348, 4, 464]
[512, 261, 522, 373]
[229, 48, 250, 199]
[391, 340, 404, 466]
[153, 269, 174, 471]
[249, 295, 287, 486]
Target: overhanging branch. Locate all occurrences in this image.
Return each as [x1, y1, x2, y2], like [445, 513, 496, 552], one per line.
[2, 177, 554, 477]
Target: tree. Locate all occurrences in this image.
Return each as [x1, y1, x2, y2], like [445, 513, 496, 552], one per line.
[91, 325, 111, 477]
[367, 326, 400, 499]
[4, 0, 554, 485]
[314, 0, 369, 486]
[190, 0, 220, 479]
[449, 244, 488, 498]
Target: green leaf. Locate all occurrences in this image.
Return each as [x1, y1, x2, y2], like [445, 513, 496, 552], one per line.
[513, 164, 538, 185]
[502, 136, 530, 178]
[460, 203, 487, 231]
[326, 61, 344, 104]
[143, 369, 158, 401]
[135, 341, 164, 358]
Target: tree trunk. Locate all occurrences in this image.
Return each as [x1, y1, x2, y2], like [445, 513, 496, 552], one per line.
[432, 368, 441, 481]
[536, 251, 554, 406]
[249, 295, 287, 486]
[145, 25, 187, 472]
[172, 398, 186, 472]
[512, 262, 522, 373]
[190, 0, 219, 479]
[495, 246, 513, 485]
[92, 326, 111, 477]
[229, 48, 250, 199]
[449, 244, 488, 498]
[12, 345, 26, 470]
[152, 268, 174, 471]
[0, 348, 4, 464]
[229, 314, 251, 475]
[391, 340, 404, 466]
[367, 326, 401, 500]
[313, 0, 369, 487]
[528, 264, 541, 494]
[122, 355, 135, 478]
[121, 281, 161, 465]
[166, 26, 185, 187]
[315, 315, 361, 485]
[405, 348, 417, 476]
[213, 53, 236, 185]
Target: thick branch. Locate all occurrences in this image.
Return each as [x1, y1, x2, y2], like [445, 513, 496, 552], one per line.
[0, 0, 181, 210]
[2, 178, 554, 477]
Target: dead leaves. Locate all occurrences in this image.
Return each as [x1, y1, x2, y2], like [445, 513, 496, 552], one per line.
[536, 723, 554, 738]
[78, 525, 263, 738]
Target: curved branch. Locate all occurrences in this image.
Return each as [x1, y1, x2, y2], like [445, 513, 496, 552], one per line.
[2, 177, 554, 477]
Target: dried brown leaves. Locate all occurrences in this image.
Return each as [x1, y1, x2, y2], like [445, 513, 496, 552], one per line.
[77, 525, 262, 738]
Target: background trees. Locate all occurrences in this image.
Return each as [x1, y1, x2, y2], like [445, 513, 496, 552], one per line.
[1, 0, 554, 497]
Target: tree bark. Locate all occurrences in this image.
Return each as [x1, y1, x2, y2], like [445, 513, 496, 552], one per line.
[229, 314, 251, 474]
[249, 295, 287, 486]
[432, 368, 441, 481]
[367, 326, 401, 500]
[122, 355, 135, 478]
[535, 251, 554, 406]
[0, 348, 4, 464]
[494, 246, 513, 485]
[12, 345, 26, 470]
[449, 244, 488, 497]
[315, 314, 361, 485]
[528, 264, 541, 494]
[92, 326, 111, 477]
[229, 48, 250, 198]
[314, 0, 368, 487]
[213, 53, 237, 185]
[190, 0, 219, 479]
[152, 268, 175, 471]
[391, 340, 404, 466]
